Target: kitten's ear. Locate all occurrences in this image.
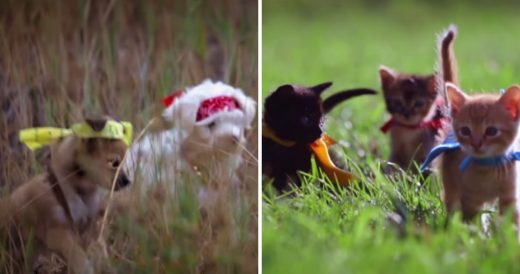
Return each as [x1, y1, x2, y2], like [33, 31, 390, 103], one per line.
[275, 84, 294, 94]
[379, 65, 396, 89]
[427, 74, 438, 95]
[446, 83, 467, 115]
[309, 82, 333, 95]
[498, 84, 520, 120]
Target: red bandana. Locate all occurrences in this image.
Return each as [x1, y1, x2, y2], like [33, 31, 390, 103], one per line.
[161, 90, 185, 107]
[161, 91, 241, 122]
[196, 95, 240, 121]
[380, 97, 446, 133]
[380, 117, 446, 133]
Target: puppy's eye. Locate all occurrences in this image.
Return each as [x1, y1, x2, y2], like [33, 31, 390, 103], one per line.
[108, 158, 121, 168]
[485, 126, 499, 137]
[459, 126, 471, 137]
[207, 122, 216, 129]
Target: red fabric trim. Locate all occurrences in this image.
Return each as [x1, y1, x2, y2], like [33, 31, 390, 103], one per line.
[196, 96, 241, 121]
[380, 117, 446, 133]
[161, 90, 185, 107]
[380, 97, 446, 133]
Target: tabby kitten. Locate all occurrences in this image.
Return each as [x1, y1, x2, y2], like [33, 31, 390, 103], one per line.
[380, 26, 457, 171]
[262, 82, 376, 191]
[439, 83, 520, 223]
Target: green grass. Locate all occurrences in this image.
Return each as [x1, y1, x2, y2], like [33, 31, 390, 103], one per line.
[262, 1, 520, 273]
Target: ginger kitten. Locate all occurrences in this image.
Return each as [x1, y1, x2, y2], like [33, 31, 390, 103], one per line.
[380, 25, 458, 172]
[438, 84, 520, 222]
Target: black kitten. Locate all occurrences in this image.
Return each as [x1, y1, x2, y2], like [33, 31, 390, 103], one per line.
[262, 82, 376, 191]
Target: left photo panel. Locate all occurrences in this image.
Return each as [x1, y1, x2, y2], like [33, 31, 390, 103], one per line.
[0, 0, 258, 273]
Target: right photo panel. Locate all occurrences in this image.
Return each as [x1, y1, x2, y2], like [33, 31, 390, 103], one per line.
[262, 0, 520, 273]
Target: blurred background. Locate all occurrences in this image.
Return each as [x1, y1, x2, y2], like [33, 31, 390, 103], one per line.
[263, 0, 520, 169]
[0, 0, 257, 273]
[263, 0, 520, 273]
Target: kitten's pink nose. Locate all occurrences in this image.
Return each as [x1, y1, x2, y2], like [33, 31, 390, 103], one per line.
[470, 139, 483, 149]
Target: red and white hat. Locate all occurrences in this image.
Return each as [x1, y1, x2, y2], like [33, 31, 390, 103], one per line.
[161, 79, 256, 129]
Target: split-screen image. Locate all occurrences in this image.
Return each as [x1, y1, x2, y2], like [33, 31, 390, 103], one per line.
[2, 0, 520, 273]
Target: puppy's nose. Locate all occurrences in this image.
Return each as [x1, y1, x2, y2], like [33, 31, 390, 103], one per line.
[232, 134, 241, 143]
[115, 174, 131, 190]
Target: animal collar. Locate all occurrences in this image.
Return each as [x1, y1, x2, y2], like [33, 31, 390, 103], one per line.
[420, 132, 520, 171]
[47, 168, 75, 230]
[262, 122, 296, 147]
[380, 97, 446, 134]
[19, 120, 133, 150]
[309, 135, 356, 187]
[380, 117, 445, 133]
[262, 122, 356, 186]
[162, 90, 242, 122]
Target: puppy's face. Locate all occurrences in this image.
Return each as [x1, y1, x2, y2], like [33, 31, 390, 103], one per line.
[189, 110, 248, 155]
[76, 137, 131, 190]
[49, 117, 132, 190]
[162, 81, 256, 159]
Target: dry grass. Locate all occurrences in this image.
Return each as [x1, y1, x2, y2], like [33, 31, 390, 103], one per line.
[0, 0, 258, 273]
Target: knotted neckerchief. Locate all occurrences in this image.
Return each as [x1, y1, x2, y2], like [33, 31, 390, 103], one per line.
[380, 117, 445, 133]
[262, 123, 356, 187]
[380, 98, 446, 133]
[420, 131, 520, 172]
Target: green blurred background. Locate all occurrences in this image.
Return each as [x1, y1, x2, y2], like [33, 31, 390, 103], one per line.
[263, 0, 520, 162]
[263, 1, 520, 273]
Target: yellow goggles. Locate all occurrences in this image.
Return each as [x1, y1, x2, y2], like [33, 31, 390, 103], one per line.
[19, 120, 133, 151]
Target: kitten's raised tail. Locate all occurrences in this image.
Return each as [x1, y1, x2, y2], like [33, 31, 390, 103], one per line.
[439, 24, 458, 86]
[436, 24, 458, 137]
[322, 88, 377, 113]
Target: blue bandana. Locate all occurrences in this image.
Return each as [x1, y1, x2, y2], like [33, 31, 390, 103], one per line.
[420, 131, 520, 172]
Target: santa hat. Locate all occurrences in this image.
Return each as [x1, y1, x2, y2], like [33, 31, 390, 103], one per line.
[161, 79, 256, 130]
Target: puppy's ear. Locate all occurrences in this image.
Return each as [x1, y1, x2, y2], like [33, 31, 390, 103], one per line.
[242, 96, 257, 129]
[162, 98, 198, 134]
[309, 82, 333, 96]
[85, 117, 108, 132]
[228, 87, 257, 129]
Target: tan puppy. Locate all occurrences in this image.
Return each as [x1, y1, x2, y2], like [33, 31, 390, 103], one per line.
[2, 117, 131, 274]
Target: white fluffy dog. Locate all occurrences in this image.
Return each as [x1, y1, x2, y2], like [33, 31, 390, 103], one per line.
[124, 80, 256, 190]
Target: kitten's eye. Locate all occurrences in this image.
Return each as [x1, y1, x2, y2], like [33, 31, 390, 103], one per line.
[207, 122, 216, 129]
[386, 99, 400, 111]
[301, 116, 310, 126]
[485, 126, 499, 137]
[459, 126, 471, 137]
